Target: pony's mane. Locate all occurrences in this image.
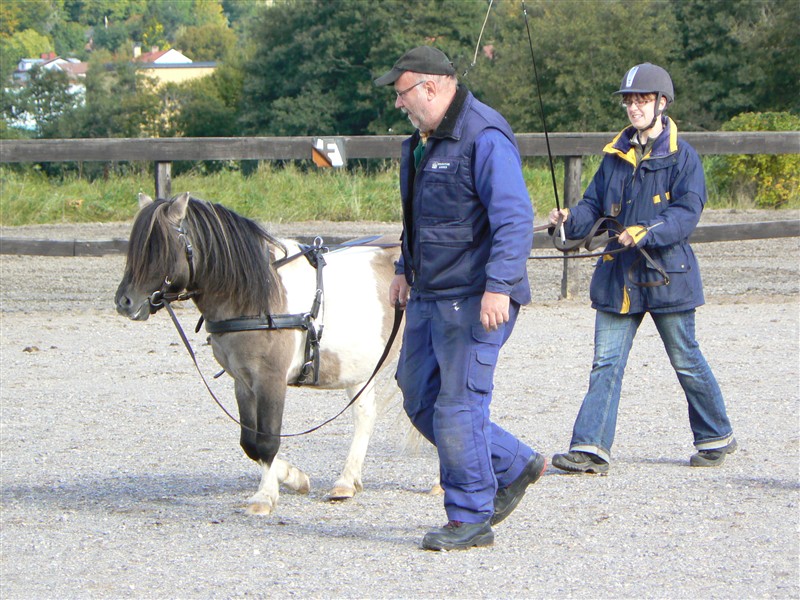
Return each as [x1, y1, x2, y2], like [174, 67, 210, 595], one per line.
[126, 196, 287, 315]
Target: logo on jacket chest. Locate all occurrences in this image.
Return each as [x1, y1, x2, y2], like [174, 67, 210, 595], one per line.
[425, 160, 459, 173]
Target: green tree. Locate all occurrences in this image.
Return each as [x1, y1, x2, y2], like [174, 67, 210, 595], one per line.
[52, 20, 89, 58]
[0, 1, 23, 37]
[747, 0, 800, 115]
[241, 0, 488, 137]
[0, 29, 54, 82]
[191, 0, 229, 27]
[222, 0, 263, 29]
[69, 58, 160, 138]
[73, 0, 140, 26]
[671, 0, 798, 130]
[92, 21, 132, 52]
[145, 0, 200, 36]
[162, 66, 243, 138]
[5, 0, 64, 35]
[175, 22, 236, 61]
[16, 64, 80, 137]
[474, 0, 677, 133]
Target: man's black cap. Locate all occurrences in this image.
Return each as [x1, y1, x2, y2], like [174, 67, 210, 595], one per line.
[374, 46, 455, 86]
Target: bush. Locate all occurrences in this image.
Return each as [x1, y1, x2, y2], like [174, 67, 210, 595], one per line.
[708, 112, 800, 209]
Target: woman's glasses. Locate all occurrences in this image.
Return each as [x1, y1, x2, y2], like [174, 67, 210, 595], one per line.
[621, 97, 655, 109]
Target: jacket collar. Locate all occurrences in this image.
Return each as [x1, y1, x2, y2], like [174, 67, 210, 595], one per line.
[430, 84, 470, 141]
[604, 116, 679, 166]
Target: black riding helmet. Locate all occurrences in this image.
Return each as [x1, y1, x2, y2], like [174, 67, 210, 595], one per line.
[614, 63, 674, 131]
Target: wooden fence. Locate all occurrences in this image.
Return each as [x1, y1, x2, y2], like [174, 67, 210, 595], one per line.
[1, 132, 798, 297]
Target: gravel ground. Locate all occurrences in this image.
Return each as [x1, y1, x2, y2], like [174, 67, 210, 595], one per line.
[1, 210, 798, 599]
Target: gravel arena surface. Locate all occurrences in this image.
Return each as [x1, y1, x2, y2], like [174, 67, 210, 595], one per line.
[1, 210, 799, 599]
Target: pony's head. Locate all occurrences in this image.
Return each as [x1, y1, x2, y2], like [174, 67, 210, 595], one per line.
[115, 192, 285, 321]
[115, 192, 194, 320]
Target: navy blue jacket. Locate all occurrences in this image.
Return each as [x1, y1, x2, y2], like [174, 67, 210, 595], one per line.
[564, 117, 707, 314]
[397, 85, 533, 305]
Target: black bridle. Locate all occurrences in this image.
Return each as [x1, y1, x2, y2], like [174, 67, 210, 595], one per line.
[148, 223, 201, 312]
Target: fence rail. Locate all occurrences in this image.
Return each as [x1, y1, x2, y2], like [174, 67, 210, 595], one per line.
[2, 132, 797, 297]
[2, 131, 798, 163]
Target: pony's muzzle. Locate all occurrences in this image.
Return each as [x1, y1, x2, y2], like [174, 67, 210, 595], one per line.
[114, 290, 152, 321]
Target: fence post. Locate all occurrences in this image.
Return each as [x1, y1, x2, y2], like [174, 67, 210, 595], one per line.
[155, 161, 172, 199]
[561, 155, 583, 299]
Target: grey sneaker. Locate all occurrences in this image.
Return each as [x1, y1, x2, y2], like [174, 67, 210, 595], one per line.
[690, 438, 738, 467]
[552, 451, 609, 474]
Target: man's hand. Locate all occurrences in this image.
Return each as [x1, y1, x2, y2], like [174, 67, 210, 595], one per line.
[389, 274, 409, 309]
[480, 291, 510, 332]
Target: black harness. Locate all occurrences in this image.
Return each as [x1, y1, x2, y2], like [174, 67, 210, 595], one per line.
[148, 228, 405, 438]
[149, 230, 329, 385]
[203, 238, 328, 385]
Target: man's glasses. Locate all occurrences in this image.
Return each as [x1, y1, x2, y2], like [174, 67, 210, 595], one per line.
[621, 97, 655, 109]
[395, 80, 428, 99]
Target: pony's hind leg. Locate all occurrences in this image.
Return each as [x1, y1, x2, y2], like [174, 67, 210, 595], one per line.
[329, 381, 378, 501]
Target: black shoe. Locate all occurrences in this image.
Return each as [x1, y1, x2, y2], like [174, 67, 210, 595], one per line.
[421, 520, 494, 551]
[551, 451, 609, 474]
[690, 438, 738, 467]
[490, 452, 547, 525]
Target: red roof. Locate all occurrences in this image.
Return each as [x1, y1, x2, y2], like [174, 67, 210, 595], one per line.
[135, 49, 170, 63]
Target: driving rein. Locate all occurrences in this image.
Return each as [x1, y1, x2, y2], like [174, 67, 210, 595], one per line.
[151, 219, 664, 439]
[530, 214, 670, 288]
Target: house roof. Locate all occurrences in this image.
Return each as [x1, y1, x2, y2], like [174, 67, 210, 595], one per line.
[134, 48, 192, 64]
[135, 49, 170, 63]
[58, 61, 89, 77]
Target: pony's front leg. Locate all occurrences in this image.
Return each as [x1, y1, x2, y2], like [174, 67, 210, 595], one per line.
[247, 458, 311, 515]
[234, 377, 308, 515]
[329, 381, 377, 501]
[246, 460, 280, 515]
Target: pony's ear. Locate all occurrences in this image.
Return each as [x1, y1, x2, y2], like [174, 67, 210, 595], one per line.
[138, 193, 153, 208]
[167, 192, 191, 223]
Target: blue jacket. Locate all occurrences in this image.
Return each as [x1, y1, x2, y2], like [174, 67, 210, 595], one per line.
[397, 85, 533, 305]
[564, 117, 706, 314]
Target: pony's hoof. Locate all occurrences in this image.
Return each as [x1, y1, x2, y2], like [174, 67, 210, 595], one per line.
[281, 467, 311, 495]
[246, 501, 275, 515]
[428, 483, 444, 496]
[328, 486, 356, 501]
[294, 474, 311, 495]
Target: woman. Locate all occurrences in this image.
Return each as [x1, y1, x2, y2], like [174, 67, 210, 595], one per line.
[549, 63, 736, 474]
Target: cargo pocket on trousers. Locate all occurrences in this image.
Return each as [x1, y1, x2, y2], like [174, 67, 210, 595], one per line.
[467, 348, 497, 394]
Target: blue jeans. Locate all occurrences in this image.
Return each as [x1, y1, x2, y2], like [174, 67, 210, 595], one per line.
[396, 294, 533, 523]
[570, 309, 734, 463]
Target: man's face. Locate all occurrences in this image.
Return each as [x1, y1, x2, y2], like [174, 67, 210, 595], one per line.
[393, 72, 430, 131]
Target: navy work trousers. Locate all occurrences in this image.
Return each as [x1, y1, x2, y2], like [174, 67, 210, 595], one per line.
[396, 294, 533, 523]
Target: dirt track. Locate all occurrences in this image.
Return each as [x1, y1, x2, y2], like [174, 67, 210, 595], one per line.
[1, 211, 798, 599]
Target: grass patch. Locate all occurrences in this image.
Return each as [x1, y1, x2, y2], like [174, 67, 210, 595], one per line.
[0, 157, 786, 227]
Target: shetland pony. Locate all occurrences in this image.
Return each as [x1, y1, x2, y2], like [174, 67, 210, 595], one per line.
[115, 193, 402, 515]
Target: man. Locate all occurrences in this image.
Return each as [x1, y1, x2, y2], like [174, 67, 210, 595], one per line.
[374, 46, 545, 551]
[549, 63, 736, 475]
